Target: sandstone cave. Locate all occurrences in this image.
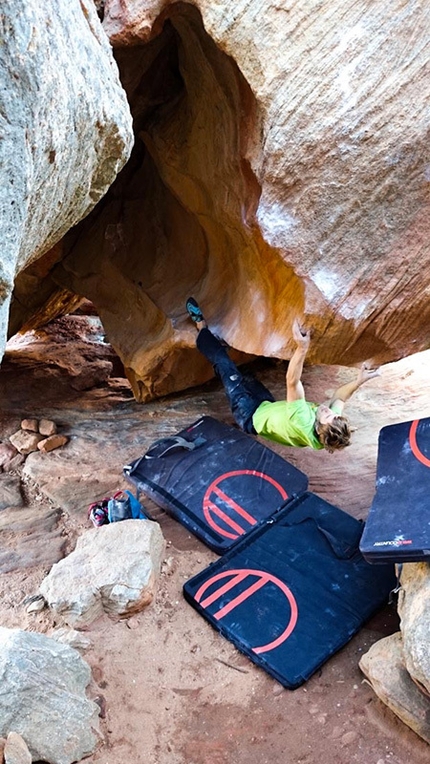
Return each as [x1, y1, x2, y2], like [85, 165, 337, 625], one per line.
[1, 2, 430, 763]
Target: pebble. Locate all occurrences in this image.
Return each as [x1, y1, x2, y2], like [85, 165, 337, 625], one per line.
[272, 683, 284, 696]
[125, 617, 140, 630]
[37, 435, 68, 453]
[21, 418, 39, 433]
[38, 419, 57, 437]
[331, 726, 343, 739]
[50, 628, 92, 651]
[341, 730, 358, 745]
[26, 596, 46, 614]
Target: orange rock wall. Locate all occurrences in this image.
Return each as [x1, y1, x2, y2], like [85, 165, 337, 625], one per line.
[11, 0, 430, 401]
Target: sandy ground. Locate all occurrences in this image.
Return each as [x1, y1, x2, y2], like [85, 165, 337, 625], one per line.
[0, 331, 429, 764]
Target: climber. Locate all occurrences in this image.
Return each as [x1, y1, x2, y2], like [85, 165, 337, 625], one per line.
[186, 297, 381, 452]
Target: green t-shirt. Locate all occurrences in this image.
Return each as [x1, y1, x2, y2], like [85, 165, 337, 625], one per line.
[252, 399, 325, 449]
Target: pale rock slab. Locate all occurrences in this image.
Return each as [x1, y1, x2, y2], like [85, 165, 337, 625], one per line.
[22, 449, 124, 517]
[398, 562, 430, 695]
[0, 0, 133, 361]
[40, 519, 166, 626]
[4, 732, 32, 764]
[0, 507, 66, 574]
[359, 632, 430, 745]
[0, 627, 99, 764]
[0, 507, 60, 534]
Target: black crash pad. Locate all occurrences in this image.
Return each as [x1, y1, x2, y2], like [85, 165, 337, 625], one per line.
[184, 492, 396, 688]
[360, 416, 430, 563]
[124, 416, 308, 554]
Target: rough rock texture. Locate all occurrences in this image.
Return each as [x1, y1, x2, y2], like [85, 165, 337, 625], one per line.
[0, 507, 66, 573]
[39, 519, 166, 626]
[359, 632, 430, 745]
[5, 315, 119, 391]
[0, 0, 133, 359]
[359, 563, 430, 743]
[0, 443, 18, 471]
[20, 0, 423, 401]
[0, 627, 99, 764]
[39, 419, 57, 437]
[398, 563, 430, 696]
[50, 628, 92, 652]
[9, 430, 43, 456]
[2, 453, 25, 473]
[3, 732, 32, 764]
[20, 419, 38, 433]
[37, 434, 68, 453]
[0, 476, 23, 511]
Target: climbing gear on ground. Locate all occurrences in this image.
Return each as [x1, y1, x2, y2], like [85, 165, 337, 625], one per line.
[88, 490, 148, 526]
[88, 497, 110, 527]
[143, 434, 207, 460]
[107, 491, 133, 523]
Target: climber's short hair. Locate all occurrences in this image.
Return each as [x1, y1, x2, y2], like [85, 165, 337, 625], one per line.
[315, 416, 351, 452]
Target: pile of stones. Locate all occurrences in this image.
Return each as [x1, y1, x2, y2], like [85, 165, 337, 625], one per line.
[8, 418, 68, 459]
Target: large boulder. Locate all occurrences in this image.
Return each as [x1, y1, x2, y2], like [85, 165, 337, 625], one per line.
[39, 519, 165, 626]
[4, 0, 430, 401]
[360, 563, 430, 743]
[398, 562, 430, 695]
[0, 627, 99, 764]
[359, 632, 430, 745]
[42, 0, 429, 400]
[0, 0, 133, 359]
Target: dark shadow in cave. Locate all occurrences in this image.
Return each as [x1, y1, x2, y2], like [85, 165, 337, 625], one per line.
[8, 3, 262, 403]
[11, 2, 260, 330]
[56, 2, 261, 313]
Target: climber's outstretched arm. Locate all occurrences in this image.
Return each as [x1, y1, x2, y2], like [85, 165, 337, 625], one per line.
[330, 363, 381, 413]
[286, 320, 311, 402]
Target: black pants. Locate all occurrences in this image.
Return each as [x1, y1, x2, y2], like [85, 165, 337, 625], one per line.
[196, 328, 275, 433]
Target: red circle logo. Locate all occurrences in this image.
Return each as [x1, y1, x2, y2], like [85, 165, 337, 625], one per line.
[195, 568, 298, 653]
[409, 420, 430, 468]
[202, 470, 288, 539]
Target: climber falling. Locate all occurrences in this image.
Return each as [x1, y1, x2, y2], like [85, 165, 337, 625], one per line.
[186, 297, 380, 453]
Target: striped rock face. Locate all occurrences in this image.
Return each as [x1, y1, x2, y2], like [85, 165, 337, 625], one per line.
[0, 0, 133, 359]
[6, 0, 430, 401]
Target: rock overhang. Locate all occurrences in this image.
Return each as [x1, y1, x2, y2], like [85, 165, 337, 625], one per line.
[5, 0, 430, 401]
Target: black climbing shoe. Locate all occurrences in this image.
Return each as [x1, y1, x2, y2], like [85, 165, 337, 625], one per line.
[186, 297, 205, 323]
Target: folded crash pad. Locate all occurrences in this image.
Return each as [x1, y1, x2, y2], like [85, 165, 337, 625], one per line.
[360, 416, 430, 563]
[184, 492, 396, 688]
[124, 416, 308, 554]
